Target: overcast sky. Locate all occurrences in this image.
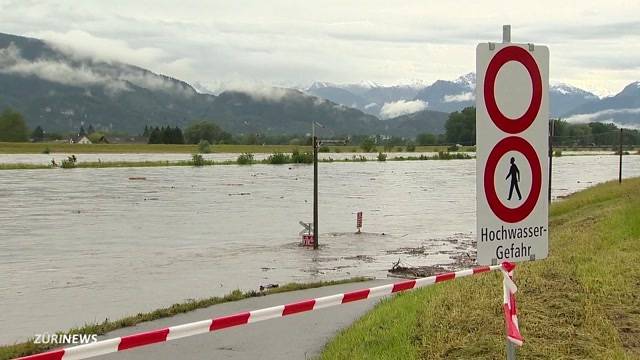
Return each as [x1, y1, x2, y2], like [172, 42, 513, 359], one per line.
[0, 0, 638, 96]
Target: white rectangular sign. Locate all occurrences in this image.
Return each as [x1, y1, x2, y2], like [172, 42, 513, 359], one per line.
[476, 43, 549, 265]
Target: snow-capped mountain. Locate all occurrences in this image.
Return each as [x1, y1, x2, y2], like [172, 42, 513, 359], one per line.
[305, 81, 424, 117]
[550, 83, 599, 116]
[307, 72, 603, 119]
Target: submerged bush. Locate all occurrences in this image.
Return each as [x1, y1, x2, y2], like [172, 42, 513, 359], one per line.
[41, 146, 50, 154]
[435, 151, 472, 160]
[60, 155, 78, 168]
[291, 149, 313, 164]
[554, 150, 562, 157]
[266, 152, 289, 164]
[377, 152, 387, 161]
[192, 154, 205, 166]
[237, 153, 254, 165]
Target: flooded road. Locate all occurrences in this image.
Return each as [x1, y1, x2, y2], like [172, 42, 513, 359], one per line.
[1, 155, 639, 344]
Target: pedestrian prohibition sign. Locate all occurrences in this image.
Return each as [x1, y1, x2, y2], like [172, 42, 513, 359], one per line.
[476, 42, 549, 265]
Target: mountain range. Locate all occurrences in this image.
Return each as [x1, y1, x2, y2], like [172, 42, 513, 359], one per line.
[0, 31, 638, 138]
[305, 73, 613, 120]
[0, 32, 448, 136]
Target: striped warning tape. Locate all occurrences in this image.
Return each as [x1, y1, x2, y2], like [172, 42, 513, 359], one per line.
[17, 263, 513, 360]
[501, 262, 523, 346]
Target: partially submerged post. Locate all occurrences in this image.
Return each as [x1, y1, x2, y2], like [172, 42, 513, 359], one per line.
[619, 128, 623, 183]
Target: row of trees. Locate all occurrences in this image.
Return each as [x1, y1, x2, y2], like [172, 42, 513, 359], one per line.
[413, 106, 640, 147]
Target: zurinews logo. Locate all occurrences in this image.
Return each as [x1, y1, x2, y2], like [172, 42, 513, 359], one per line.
[34, 333, 98, 345]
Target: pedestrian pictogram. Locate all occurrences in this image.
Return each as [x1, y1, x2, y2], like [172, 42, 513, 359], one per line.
[476, 40, 549, 265]
[506, 157, 521, 201]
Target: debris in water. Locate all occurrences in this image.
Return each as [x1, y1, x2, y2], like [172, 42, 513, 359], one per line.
[228, 192, 251, 196]
[344, 255, 375, 262]
[388, 259, 448, 278]
[259, 284, 279, 291]
[128, 177, 147, 181]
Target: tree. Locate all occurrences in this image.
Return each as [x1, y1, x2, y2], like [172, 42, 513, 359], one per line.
[0, 108, 29, 142]
[416, 133, 438, 145]
[87, 125, 95, 134]
[360, 137, 376, 152]
[79, 126, 87, 136]
[31, 126, 45, 142]
[184, 120, 230, 144]
[148, 127, 161, 144]
[445, 107, 476, 145]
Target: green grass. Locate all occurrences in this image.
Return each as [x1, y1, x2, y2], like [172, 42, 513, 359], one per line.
[0, 277, 371, 360]
[0, 142, 478, 154]
[321, 178, 640, 360]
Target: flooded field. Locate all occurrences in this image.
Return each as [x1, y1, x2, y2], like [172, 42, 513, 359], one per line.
[1, 155, 639, 344]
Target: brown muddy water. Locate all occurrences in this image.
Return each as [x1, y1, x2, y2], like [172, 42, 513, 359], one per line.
[1, 155, 639, 344]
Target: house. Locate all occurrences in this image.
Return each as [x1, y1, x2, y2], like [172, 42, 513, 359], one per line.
[69, 135, 92, 144]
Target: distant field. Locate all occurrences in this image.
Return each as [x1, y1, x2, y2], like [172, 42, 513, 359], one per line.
[0, 142, 475, 154]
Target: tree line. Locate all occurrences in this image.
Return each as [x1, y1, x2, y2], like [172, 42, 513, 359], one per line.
[2, 105, 639, 147]
[414, 107, 640, 146]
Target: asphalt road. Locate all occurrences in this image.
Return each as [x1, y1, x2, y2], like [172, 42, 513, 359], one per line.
[98, 279, 394, 360]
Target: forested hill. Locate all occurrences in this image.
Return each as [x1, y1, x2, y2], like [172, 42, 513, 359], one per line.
[0, 32, 446, 137]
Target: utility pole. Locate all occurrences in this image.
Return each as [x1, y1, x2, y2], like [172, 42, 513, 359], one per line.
[312, 122, 320, 250]
[619, 128, 623, 184]
[313, 135, 319, 249]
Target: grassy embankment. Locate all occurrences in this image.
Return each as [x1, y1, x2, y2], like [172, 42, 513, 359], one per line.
[0, 142, 476, 154]
[0, 277, 371, 360]
[322, 178, 640, 359]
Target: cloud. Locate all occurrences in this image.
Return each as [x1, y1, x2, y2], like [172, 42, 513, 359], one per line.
[379, 100, 428, 119]
[1, 1, 640, 95]
[222, 82, 299, 102]
[33, 30, 168, 69]
[564, 108, 640, 124]
[0, 43, 129, 93]
[443, 91, 475, 103]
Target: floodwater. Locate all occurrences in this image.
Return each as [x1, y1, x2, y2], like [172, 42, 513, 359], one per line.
[1, 155, 639, 344]
[0, 152, 453, 165]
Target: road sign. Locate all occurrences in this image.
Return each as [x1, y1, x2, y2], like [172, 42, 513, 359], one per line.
[476, 43, 549, 265]
[299, 221, 313, 235]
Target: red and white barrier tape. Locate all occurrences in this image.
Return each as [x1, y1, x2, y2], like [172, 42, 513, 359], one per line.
[17, 263, 515, 360]
[501, 262, 523, 346]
